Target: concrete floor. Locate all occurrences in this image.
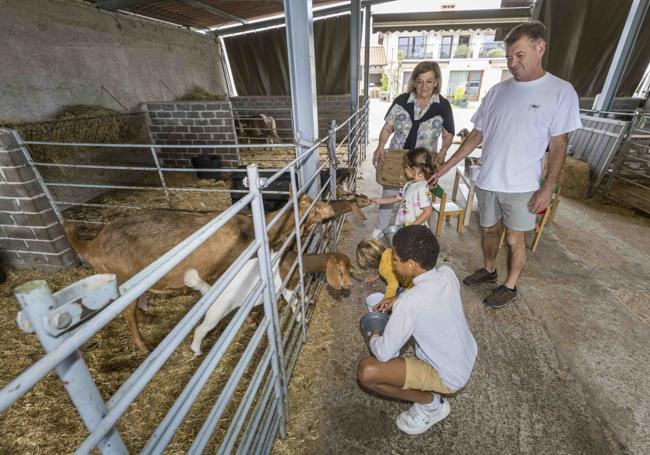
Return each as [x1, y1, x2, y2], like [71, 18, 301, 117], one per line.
[273, 144, 650, 455]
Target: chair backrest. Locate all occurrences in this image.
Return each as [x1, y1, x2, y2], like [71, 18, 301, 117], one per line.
[431, 184, 446, 210]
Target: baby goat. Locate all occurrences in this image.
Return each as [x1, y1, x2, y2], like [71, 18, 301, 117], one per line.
[186, 250, 360, 356]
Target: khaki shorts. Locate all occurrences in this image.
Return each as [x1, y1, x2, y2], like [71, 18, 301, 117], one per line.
[402, 357, 455, 394]
[475, 188, 536, 231]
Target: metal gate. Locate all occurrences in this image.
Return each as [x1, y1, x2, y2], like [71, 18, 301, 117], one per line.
[0, 103, 369, 454]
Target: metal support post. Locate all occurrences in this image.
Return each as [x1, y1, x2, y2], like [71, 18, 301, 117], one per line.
[283, 0, 320, 199]
[363, 4, 371, 105]
[13, 280, 128, 455]
[593, 0, 650, 112]
[289, 168, 308, 342]
[350, 0, 362, 166]
[327, 120, 338, 199]
[246, 165, 288, 438]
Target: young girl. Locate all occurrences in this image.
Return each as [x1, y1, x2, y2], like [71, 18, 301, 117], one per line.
[357, 238, 413, 311]
[371, 148, 434, 226]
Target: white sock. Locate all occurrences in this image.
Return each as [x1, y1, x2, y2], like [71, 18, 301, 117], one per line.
[419, 393, 442, 411]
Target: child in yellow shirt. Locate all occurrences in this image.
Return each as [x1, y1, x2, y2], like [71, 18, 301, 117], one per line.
[357, 238, 412, 311]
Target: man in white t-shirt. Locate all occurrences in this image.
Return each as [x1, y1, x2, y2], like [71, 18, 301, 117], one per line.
[432, 21, 582, 309]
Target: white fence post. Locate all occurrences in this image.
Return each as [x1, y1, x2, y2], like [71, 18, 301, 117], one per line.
[246, 164, 289, 438]
[13, 279, 128, 455]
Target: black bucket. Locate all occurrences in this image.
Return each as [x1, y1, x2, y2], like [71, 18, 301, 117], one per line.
[191, 155, 222, 180]
[230, 165, 291, 212]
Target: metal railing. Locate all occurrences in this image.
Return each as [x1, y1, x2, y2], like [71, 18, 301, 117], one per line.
[602, 110, 650, 214]
[397, 42, 505, 60]
[568, 111, 632, 193]
[0, 102, 369, 453]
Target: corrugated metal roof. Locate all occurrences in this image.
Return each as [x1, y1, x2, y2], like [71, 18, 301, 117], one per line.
[361, 46, 387, 66]
[89, 0, 341, 29]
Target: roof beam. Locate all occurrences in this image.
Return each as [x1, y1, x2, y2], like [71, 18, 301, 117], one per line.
[179, 0, 248, 24]
[94, 0, 158, 11]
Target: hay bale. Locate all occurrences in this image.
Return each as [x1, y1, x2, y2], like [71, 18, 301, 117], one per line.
[177, 86, 226, 101]
[559, 155, 591, 199]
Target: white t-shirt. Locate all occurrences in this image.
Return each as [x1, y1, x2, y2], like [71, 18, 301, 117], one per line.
[369, 266, 477, 390]
[395, 180, 433, 225]
[471, 73, 582, 192]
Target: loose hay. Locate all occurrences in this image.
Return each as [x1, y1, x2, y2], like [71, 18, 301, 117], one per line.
[559, 156, 591, 199]
[177, 86, 226, 102]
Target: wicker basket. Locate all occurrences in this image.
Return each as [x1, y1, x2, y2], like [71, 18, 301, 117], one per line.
[376, 149, 407, 187]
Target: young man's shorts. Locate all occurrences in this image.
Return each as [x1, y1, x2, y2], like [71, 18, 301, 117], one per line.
[402, 357, 455, 394]
[475, 188, 536, 231]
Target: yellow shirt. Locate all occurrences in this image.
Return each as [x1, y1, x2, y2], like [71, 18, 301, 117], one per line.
[378, 248, 413, 298]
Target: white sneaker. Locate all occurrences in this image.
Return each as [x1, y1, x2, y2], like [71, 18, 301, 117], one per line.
[395, 395, 450, 435]
[371, 229, 383, 239]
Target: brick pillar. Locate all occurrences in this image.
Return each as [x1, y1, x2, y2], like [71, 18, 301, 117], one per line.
[0, 129, 77, 271]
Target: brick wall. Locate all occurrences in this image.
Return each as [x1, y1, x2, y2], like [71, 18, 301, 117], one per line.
[231, 95, 352, 141]
[0, 129, 76, 270]
[142, 101, 239, 168]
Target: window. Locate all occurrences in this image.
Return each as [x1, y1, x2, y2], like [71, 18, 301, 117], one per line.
[440, 35, 453, 59]
[458, 35, 471, 46]
[447, 70, 483, 101]
[402, 71, 413, 93]
[466, 71, 483, 100]
[398, 36, 427, 59]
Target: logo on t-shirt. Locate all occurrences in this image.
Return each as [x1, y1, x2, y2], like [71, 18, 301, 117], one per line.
[528, 103, 541, 111]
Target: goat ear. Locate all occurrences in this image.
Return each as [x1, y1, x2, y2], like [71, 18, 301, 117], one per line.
[350, 203, 367, 220]
[325, 257, 342, 290]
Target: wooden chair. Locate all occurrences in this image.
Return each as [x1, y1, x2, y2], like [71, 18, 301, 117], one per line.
[499, 185, 561, 252]
[430, 185, 465, 236]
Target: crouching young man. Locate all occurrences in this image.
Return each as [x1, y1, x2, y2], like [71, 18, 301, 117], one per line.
[357, 225, 477, 434]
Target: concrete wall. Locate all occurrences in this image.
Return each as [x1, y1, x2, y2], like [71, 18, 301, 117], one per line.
[0, 0, 228, 122]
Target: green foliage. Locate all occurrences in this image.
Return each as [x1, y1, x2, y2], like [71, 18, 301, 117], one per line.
[487, 47, 505, 58]
[380, 72, 389, 92]
[454, 44, 471, 58]
[452, 86, 466, 103]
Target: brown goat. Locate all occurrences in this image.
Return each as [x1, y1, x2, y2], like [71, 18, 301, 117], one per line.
[236, 114, 282, 144]
[321, 194, 372, 221]
[64, 194, 334, 354]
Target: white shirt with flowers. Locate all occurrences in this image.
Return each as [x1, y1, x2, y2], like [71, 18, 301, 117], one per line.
[395, 180, 433, 225]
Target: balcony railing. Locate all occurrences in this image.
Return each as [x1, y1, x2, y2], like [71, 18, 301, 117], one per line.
[479, 42, 506, 58]
[397, 42, 506, 61]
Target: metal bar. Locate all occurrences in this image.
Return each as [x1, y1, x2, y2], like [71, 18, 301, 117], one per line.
[289, 168, 308, 342]
[216, 351, 272, 455]
[283, 0, 321, 198]
[150, 146, 170, 204]
[247, 165, 288, 437]
[141, 286, 266, 455]
[13, 282, 128, 455]
[0, 192, 254, 412]
[363, 4, 371, 104]
[593, 0, 650, 111]
[236, 380, 277, 455]
[75, 243, 262, 454]
[21, 141, 296, 149]
[186, 319, 271, 454]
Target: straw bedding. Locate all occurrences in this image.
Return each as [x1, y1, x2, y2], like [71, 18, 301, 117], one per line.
[0, 105, 351, 452]
[0, 256, 333, 453]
